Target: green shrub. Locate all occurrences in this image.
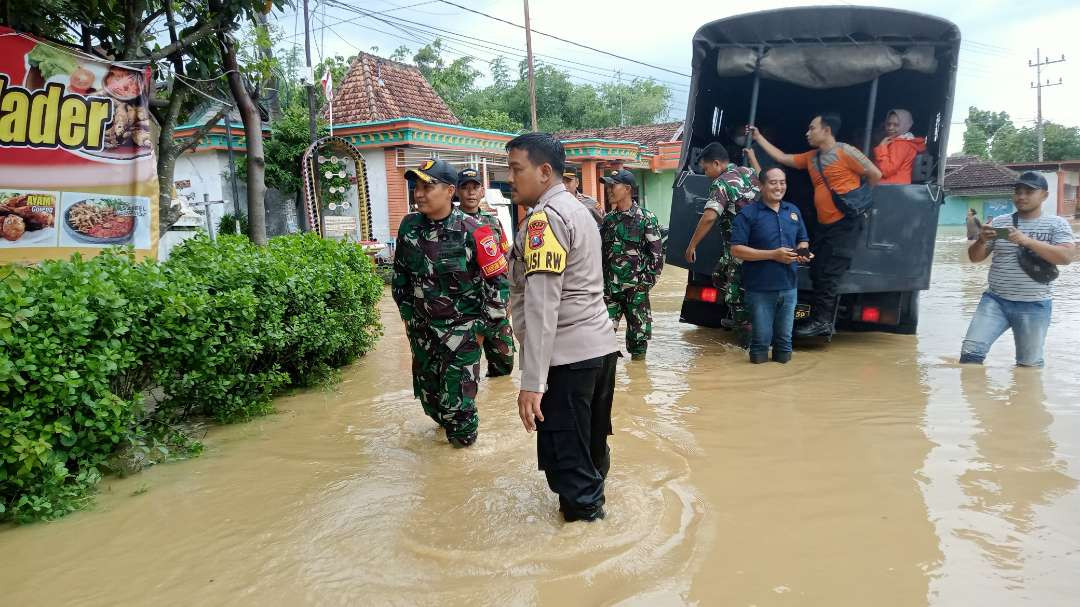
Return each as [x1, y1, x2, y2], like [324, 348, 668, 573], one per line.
[0, 234, 383, 522]
[217, 213, 249, 238]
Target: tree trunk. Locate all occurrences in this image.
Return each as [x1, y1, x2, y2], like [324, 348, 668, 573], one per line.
[255, 12, 282, 122]
[155, 86, 188, 236]
[221, 34, 268, 246]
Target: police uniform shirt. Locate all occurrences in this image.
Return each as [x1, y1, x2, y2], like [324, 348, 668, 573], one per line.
[510, 184, 617, 393]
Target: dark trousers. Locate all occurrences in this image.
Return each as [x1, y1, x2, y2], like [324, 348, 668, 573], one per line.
[809, 216, 861, 323]
[536, 352, 618, 519]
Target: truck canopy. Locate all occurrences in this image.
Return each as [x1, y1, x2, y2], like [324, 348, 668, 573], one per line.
[681, 6, 961, 186]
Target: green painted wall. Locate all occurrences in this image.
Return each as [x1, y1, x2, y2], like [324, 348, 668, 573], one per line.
[942, 195, 1014, 225]
[633, 169, 675, 227]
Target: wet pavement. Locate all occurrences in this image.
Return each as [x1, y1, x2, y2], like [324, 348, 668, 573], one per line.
[2, 226, 1078, 606]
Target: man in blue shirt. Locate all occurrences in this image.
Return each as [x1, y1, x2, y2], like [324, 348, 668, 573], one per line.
[730, 167, 811, 364]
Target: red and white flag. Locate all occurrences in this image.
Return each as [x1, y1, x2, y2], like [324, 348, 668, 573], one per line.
[321, 71, 334, 101]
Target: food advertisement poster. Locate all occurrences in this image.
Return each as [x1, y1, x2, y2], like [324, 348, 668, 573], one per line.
[0, 27, 158, 263]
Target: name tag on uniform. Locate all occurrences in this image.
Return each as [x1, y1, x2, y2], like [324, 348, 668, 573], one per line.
[524, 211, 567, 275]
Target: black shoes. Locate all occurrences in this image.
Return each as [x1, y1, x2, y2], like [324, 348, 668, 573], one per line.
[795, 319, 834, 338]
[772, 350, 792, 364]
[449, 434, 477, 448]
[563, 506, 606, 523]
[749, 351, 769, 364]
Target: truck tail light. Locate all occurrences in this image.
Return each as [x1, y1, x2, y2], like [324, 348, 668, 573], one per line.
[686, 286, 719, 303]
[860, 306, 881, 323]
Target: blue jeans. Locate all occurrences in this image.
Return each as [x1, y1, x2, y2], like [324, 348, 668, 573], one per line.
[745, 289, 798, 358]
[960, 292, 1052, 367]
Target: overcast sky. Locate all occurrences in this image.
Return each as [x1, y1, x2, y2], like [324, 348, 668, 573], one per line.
[282, 0, 1080, 153]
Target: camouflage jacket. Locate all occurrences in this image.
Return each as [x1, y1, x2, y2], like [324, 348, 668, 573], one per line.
[392, 208, 509, 335]
[704, 164, 759, 217]
[600, 203, 664, 295]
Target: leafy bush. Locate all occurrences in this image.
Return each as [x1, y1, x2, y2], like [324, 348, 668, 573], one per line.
[0, 234, 383, 522]
[217, 213, 249, 238]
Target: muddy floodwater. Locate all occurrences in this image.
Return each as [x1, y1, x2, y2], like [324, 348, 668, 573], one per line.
[3, 227, 1078, 606]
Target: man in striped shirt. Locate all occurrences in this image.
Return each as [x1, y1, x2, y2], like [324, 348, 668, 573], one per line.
[960, 171, 1075, 367]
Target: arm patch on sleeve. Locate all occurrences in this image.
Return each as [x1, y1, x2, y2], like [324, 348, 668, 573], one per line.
[524, 211, 567, 275]
[473, 224, 509, 278]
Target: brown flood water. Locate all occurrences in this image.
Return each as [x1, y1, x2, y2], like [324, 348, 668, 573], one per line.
[3, 226, 1079, 606]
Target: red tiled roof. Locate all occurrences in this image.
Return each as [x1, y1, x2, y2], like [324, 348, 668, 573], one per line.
[944, 159, 1019, 195]
[327, 52, 459, 125]
[554, 122, 683, 155]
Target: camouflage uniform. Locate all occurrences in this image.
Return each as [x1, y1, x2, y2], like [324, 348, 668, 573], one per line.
[392, 208, 510, 443]
[600, 203, 664, 355]
[705, 164, 760, 337]
[463, 206, 515, 377]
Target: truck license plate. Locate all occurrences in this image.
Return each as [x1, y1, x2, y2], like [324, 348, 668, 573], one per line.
[795, 303, 811, 320]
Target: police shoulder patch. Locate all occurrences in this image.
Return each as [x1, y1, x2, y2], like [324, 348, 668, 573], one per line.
[524, 210, 567, 275]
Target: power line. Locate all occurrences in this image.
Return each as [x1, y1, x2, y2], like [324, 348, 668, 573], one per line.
[434, 0, 690, 78]
[315, 0, 690, 89]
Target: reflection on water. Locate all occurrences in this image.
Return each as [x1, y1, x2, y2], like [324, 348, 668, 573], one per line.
[1, 225, 1078, 606]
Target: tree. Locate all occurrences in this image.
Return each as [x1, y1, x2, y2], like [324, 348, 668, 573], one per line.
[962, 107, 1080, 163]
[4, 0, 287, 239]
[962, 107, 1012, 159]
[394, 39, 672, 133]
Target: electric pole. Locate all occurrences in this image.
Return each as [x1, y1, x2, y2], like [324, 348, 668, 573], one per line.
[303, 0, 319, 145]
[523, 0, 538, 131]
[1028, 48, 1065, 162]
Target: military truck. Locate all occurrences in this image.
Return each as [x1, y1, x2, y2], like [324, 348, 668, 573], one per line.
[666, 7, 961, 335]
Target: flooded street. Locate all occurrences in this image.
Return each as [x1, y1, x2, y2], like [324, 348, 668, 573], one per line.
[3, 226, 1078, 606]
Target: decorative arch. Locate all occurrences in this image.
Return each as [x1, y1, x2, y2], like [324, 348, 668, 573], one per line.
[301, 136, 374, 240]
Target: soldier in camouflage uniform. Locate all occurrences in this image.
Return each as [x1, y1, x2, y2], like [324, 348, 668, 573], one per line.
[599, 168, 664, 360]
[456, 168, 515, 377]
[392, 159, 510, 448]
[683, 143, 760, 340]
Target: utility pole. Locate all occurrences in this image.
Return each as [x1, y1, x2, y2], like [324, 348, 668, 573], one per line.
[1028, 48, 1065, 162]
[303, 0, 319, 145]
[523, 0, 538, 131]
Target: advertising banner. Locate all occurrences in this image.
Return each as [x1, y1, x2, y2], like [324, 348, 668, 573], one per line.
[0, 27, 158, 264]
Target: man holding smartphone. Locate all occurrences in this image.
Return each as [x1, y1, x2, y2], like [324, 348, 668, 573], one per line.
[729, 167, 811, 363]
[960, 171, 1075, 367]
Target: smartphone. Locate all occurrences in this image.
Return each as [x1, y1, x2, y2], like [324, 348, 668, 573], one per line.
[994, 227, 1011, 238]
[795, 247, 811, 258]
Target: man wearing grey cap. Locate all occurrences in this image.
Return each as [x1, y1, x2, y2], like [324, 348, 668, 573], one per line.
[961, 171, 1075, 367]
[506, 132, 619, 523]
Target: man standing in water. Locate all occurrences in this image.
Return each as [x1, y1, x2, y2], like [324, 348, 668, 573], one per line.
[750, 115, 881, 337]
[457, 168, 515, 377]
[960, 172, 1074, 367]
[392, 159, 510, 448]
[600, 169, 664, 360]
[730, 167, 811, 364]
[683, 143, 760, 335]
[506, 132, 619, 522]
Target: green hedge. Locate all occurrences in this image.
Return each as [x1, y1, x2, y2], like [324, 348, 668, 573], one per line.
[0, 234, 383, 522]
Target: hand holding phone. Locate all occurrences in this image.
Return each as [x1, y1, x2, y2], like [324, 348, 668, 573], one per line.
[994, 227, 1011, 239]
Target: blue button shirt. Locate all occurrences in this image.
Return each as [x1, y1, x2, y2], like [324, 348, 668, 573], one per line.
[729, 200, 809, 291]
